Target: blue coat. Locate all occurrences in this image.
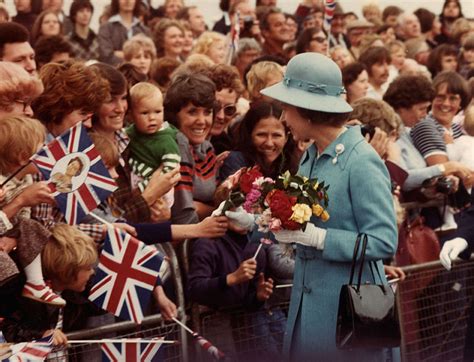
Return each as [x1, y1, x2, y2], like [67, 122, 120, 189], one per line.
[284, 126, 398, 361]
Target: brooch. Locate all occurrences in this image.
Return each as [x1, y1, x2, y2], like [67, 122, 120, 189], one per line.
[332, 144, 345, 164]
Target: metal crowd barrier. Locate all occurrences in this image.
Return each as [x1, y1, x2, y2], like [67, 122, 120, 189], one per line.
[398, 258, 474, 362]
[38, 251, 473, 362]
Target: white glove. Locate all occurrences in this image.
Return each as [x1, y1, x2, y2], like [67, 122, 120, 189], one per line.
[439, 237, 468, 270]
[225, 207, 256, 231]
[272, 223, 327, 249]
[211, 201, 226, 217]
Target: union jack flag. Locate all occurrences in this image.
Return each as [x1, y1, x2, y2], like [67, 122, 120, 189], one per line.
[101, 338, 164, 362]
[89, 228, 163, 324]
[5, 334, 54, 361]
[323, 0, 337, 32]
[30, 123, 117, 225]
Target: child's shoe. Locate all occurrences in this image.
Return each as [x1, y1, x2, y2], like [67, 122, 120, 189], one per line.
[22, 282, 66, 306]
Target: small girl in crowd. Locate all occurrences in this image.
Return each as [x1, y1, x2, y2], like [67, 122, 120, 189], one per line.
[0, 116, 65, 306]
[127, 82, 181, 220]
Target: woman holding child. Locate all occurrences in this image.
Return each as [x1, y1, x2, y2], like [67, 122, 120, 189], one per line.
[259, 53, 398, 360]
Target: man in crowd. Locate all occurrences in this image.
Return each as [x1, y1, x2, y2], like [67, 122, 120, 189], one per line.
[0, 22, 36, 75]
[359, 46, 392, 100]
[260, 7, 291, 59]
[177, 6, 207, 38]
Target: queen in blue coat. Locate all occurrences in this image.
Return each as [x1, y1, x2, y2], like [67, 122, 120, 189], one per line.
[259, 53, 398, 361]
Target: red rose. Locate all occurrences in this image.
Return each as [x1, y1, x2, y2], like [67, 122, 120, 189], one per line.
[268, 190, 298, 229]
[240, 167, 263, 194]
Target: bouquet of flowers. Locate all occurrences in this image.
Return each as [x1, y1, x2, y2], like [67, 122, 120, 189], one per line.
[220, 167, 330, 232]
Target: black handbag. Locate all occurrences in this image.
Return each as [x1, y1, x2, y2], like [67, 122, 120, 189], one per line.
[336, 234, 401, 349]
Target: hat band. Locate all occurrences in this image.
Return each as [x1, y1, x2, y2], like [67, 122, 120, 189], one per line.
[283, 76, 346, 96]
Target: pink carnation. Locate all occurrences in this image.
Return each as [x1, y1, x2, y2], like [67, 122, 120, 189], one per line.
[269, 217, 282, 232]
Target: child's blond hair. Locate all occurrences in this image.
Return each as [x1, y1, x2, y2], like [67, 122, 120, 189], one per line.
[89, 132, 119, 168]
[129, 82, 163, 110]
[42, 224, 98, 285]
[0, 116, 46, 173]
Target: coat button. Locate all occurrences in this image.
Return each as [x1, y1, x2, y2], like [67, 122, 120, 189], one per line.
[303, 286, 311, 294]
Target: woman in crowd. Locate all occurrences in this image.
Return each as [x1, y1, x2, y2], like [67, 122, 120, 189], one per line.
[192, 31, 228, 65]
[295, 27, 328, 56]
[153, 19, 184, 60]
[427, 44, 458, 77]
[437, 0, 464, 44]
[163, 0, 184, 20]
[208, 64, 245, 154]
[30, 10, 62, 46]
[123, 34, 156, 76]
[383, 74, 472, 191]
[260, 52, 397, 360]
[98, 0, 150, 65]
[164, 72, 219, 224]
[414, 8, 441, 49]
[220, 101, 291, 181]
[246, 60, 284, 102]
[342, 62, 369, 105]
[330, 45, 354, 70]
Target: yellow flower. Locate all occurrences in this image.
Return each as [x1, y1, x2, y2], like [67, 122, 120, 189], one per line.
[312, 204, 323, 217]
[313, 182, 319, 190]
[302, 176, 309, 182]
[290, 204, 312, 224]
[321, 210, 330, 222]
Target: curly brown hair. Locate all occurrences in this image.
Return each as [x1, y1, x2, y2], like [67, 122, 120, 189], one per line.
[33, 61, 109, 127]
[207, 64, 244, 96]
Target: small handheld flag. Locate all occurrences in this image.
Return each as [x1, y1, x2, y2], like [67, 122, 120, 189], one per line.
[31, 123, 117, 225]
[89, 228, 163, 324]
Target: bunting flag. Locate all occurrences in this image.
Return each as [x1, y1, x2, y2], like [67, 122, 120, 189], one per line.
[4, 334, 54, 361]
[323, 0, 337, 32]
[227, 10, 240, 64]
[89, 228, 163, 324]
[30, 123, 117, 225]
[101, 338, 164, 362]
[193, 333, 225, 360]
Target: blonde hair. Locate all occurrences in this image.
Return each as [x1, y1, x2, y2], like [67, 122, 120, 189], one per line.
[0, 116, 46, 173]
[42, 224, 97, 285]
[89, 132, 119, 168]
[129, 82, 162, 109]
[0, 62, 44, 112]
[246, 61, 284, 100]
[350, 98, 402, 134]
[464, 105, 474, 137]
[123, 34, 157, 61]
[388, 40, 406, 54]
[192, 31, 227, 58]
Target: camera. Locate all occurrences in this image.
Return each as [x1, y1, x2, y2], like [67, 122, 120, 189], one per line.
[435, 177, 454, 194]
[360, 124, 375, 141]
[242, 16, 254, 33]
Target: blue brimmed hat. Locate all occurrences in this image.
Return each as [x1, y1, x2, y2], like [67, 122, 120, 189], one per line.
[260, 52, 353, 113]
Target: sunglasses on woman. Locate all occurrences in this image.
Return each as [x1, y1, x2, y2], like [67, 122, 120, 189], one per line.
[214, 103, 237, 117]
[311, 36, 327, 43]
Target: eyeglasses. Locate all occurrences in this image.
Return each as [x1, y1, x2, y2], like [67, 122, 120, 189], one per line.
[214, 103, 237, 117]
[14, 99, 32, 113]
[311, 36, 327, 43]
[433, 94, 461, 104]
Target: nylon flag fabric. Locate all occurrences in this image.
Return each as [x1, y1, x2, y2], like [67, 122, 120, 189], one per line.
[101, 338, 164, 362]
[2, 335, 53, 361]
[31, 123, 117, 225]
[89, 227, 163, 324]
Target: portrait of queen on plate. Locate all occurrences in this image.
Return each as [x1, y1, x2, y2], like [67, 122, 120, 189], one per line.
[50, 156, 85, 193]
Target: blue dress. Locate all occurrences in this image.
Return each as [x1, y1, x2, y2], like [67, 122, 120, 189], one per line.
[284, 126, 398, 361]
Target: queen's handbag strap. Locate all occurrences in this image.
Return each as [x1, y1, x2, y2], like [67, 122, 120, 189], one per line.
[348, 233, 363, 286]
[355, 234, 369, 293]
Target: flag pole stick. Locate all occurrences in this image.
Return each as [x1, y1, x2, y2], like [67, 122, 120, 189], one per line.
[88, 212, 113, 227]
[65, 339, 177, 344]
[275, 283, 293, 289]
[0, 162, 32, 188]
[252, 243, 263, 260]
[172, 317, 194, 335]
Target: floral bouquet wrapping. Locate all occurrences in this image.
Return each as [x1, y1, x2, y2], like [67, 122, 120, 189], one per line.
[220, 167, 330, 232]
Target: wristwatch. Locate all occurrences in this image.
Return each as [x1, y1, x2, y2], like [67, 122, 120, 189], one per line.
[438, 164, 446, 175]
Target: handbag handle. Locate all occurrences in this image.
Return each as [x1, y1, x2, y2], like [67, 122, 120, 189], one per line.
[348, 233, 363, 286]
[355, 234, 368, 293]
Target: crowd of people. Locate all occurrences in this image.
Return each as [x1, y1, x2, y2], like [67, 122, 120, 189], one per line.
[0, 0, 473, 360]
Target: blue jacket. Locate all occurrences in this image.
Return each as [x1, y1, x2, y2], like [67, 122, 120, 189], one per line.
[284, 126, 398, 361]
